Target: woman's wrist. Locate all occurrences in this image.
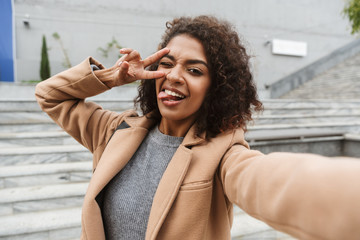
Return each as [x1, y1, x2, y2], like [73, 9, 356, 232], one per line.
[93, 67, 123, 88]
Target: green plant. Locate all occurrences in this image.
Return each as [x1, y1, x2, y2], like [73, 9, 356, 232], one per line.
[52, 32, 72, 68]
[40, 35, 51, 81]
[343, 0, 360, 34]
[98, 37, 123, 58]
[21, 79, 42, 84]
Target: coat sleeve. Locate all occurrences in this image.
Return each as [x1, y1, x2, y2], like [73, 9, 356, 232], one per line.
[35, 57, 136, 162]
[220, 143, 360, 240]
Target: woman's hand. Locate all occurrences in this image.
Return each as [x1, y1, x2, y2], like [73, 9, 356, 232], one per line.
[94, 48, 170, 88]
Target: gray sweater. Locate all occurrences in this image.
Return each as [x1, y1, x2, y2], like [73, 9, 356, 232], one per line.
[102, 125, 184, 240]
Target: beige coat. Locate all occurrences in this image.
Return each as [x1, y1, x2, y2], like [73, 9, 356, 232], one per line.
[36, 57, 360, 240]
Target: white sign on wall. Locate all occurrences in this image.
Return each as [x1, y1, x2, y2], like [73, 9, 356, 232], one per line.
[272, 39, 307, 57]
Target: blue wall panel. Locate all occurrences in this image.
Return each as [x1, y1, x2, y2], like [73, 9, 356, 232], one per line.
[0, 0, 14, 82]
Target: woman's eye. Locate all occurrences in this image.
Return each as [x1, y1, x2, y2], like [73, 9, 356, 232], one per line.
[159, 62, 172, 67]
[188, 68, 203, 75]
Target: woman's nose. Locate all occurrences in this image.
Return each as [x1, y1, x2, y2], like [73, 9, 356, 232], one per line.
[166, 67, 185, 84]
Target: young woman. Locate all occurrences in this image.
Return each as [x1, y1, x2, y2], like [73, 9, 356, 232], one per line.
[36, 16, 360, 240]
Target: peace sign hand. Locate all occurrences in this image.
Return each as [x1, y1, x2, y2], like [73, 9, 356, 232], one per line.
[94, 48, 169, 88]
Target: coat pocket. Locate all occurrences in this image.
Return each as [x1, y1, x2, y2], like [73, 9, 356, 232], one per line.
[157, 179, 214, 239]
[179, 179, 213, 191]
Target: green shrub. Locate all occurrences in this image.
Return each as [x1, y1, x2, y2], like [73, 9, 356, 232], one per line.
[40, 35, 51, 80]
[343, 0, 360, 35]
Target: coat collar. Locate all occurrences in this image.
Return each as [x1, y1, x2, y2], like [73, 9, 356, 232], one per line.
[124, 113, 207, 148]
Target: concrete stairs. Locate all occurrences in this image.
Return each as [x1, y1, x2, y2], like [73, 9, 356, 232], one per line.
[0, 162, 89, 239]
[0, 99, 124, 239]
[0, 147, 92, 239]
[251, 99, 360, 133]
[247, 99, 360, 158]
[280, 52, 360, 100]
[1, 98, 360, 239]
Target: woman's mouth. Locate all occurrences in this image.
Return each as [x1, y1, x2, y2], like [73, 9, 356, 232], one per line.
[158, 89, 186, 105]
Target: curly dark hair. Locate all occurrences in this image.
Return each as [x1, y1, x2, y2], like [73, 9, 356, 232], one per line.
[135, 15, 263, 138]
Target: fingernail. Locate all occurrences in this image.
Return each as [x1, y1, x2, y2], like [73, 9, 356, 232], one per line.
[118, 61, 123, 66]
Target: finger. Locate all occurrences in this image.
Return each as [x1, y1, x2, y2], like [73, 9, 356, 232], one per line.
[119, 48, 133, 54]
[125, 50, 141, 62]
[115, 54, 128, 66]
[143, 48, 170, 67]
[141, 70, 166, 80]
[117, 61, 130, 81]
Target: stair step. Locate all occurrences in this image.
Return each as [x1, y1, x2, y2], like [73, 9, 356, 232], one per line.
[0, 207, 81, 239]
[250, 135, 345, 156]
[0, 131, 75, 147]
[262, 107, 360, 115]
[0, 99, 134, 112]
[0, 145, 92, 166]
[1, 98, 359, 110]
[231, 206, 296, 239]
[0, 112, 52, 124]
[247, 121, 360, 133]
[0, 100, 359, 133]
[253, 113, 360, 125]
[0, 161, 92, 178]
[262, 99, 360, 108]
[231, 207, 272, 237]
[0, 161, 92, 188]
[0, 123, 62, 133]
[0, 182, 87, 216]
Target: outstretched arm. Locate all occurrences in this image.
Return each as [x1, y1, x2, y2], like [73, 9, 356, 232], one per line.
[220, 145, 360, 240]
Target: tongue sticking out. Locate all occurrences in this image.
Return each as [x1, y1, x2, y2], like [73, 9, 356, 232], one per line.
[158, 91, 183, 101]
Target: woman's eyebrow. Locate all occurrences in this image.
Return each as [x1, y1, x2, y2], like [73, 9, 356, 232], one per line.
[162, 54, 208, 68]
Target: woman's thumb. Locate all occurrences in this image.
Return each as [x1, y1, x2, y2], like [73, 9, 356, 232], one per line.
[117, 61, 130, 82]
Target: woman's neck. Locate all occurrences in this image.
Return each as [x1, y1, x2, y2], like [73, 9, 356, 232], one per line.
[158, 118, 194, 137]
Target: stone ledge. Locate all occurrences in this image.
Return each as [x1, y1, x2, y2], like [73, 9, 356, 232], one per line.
[248, 121, 360, 131]
[0, 131, 68, 139]
[2, 172, 91, 189]
[0, 123, 62, 133]
[344, 133, 360, 141]
[231, 207, 297, 239]
[0, 162, 91, 178]
[231, 209, 272, 237]
[0, 182, 88, 204]
[0, 207, 81, 237]
[257, 113, 360, 118]
[0, 146, 92, 166]
[246, 128, 345, 142]
[0, 99, 134, 112]
[254, 114, 360, 125]
[0, 145, 88, 155]
[0, 131, 76, 147]
[0, 82, 137, 101]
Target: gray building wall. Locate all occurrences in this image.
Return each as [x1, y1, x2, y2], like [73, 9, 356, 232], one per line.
[13, 0, 356, 98]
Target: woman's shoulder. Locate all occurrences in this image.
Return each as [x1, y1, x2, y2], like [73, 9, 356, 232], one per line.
[212, 128, 249, 149]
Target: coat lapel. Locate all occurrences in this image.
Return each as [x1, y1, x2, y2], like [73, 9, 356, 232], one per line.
[87, 127, 149, 198]
[145, 125, 206, 240]
[88, 114, 157, 198]
[82, 124, 150, 239]
[83, 115, 158, 239]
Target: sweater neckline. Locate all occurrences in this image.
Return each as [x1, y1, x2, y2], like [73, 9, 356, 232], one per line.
[148, 125, 184, 147]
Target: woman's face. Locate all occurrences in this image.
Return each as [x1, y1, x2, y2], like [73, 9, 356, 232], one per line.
[156, 34, 211, 126]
